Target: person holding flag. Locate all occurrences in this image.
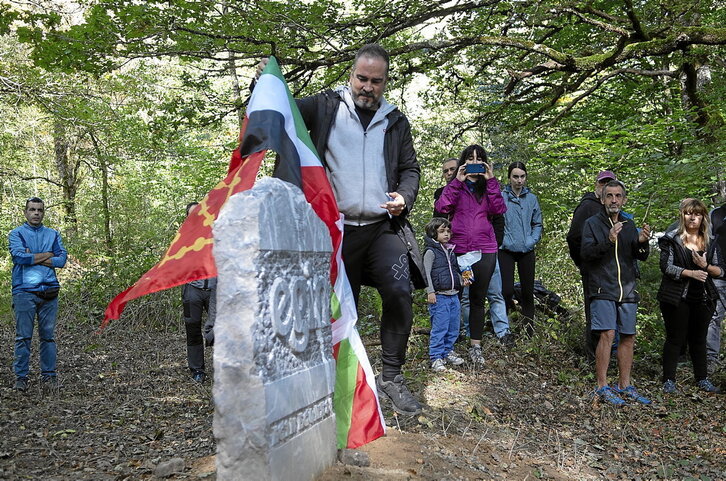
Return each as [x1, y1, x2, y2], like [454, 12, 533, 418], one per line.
[257, 44, 425, 415]
[105, 43, 417, 448]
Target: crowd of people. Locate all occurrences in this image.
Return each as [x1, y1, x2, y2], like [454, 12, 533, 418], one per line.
[426, 155, 724, 405]
[10, 44, 724, 414]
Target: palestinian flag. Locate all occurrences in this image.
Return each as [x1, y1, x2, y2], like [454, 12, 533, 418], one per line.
[242, 57, 385, 449]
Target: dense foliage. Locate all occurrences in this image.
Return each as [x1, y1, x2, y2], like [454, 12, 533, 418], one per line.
[1, 1, 724, 361]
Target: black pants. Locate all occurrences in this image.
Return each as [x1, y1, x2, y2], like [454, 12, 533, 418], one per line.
[461, 252, 497, 341]
[661, 300, 713, 382]
[499, 249, 536, 330]
[343, 220, 413, 381]
[182, 284, 216, 373]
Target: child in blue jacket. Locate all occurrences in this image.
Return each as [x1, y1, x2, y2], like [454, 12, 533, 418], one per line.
[423, 217, 468, 371]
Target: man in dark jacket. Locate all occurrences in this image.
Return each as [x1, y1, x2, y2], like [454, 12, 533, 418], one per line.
[284, 44, 424, 415]
[707, 202, 726, 373]
[567, 170, 616, 358]
[581, 180, 651, 405]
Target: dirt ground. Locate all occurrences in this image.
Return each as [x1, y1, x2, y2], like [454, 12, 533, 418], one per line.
[0, 322, 724, 480]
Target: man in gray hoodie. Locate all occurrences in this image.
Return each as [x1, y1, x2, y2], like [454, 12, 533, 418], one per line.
[259, 45, 425, 415]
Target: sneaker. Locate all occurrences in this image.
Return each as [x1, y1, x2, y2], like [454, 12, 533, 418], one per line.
[376, 374, 422, 415]
[445, 351, 465, 366]
[431, 358, 446, 372]
[696, 379, 721, 394]
[662, 379, 677, 394]
[499, 333, 515, 347]
[468, 345, 484, 365]
[614, 384, 651, 405]
[594, 385, 626, 406]
[14, 377, 28, 392]
[192, 372, 206, 383]
[41, 375, 60, 389]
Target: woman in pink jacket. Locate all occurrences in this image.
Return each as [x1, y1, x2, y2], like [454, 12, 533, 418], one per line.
[434, 144, 507, 364]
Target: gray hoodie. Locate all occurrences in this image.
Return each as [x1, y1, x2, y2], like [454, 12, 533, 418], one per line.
[325, 86, 397, 226]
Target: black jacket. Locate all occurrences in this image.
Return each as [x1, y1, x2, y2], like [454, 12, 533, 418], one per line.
[567, 192, 603, 268]
[657, 229, 725, 306]
[712, 205, 726, 257]
[295, 90, 426, 289]
[581, 211, 649, 302]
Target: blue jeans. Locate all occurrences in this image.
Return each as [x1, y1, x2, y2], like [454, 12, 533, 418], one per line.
[460, 259, 511, 338]
[13, 291, 59, 379]
[428, 294, 460, 360]
[487, 260, 511, 338]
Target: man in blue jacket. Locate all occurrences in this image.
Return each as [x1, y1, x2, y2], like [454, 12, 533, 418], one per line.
[581, 181, 651, 405]
[9, 197, 67, 391]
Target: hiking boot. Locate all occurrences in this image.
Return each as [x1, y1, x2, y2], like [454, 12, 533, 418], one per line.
[445, 351, 465, 366]
[662, 379, 677, 394]
[594, 386, 625, 406]
[499, 333, 515, 347]
[696, 379, 721, 394]
[468, 345, 484, 365]
[41, 375, 60, 389]
[614, 384, 651, 405]
[376, 374, 422, 416]
[14, 377, 28, 392]
[192, 372, 206, 383]
[431, 358, 446, 373]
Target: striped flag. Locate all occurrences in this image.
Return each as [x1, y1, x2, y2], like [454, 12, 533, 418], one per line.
[243, 57, 385, 449]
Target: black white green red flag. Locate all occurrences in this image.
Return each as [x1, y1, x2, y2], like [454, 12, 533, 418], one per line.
[239, 57, 385, 449]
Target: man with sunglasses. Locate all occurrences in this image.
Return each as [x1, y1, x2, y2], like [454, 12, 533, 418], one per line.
[9, 197, 67, 392]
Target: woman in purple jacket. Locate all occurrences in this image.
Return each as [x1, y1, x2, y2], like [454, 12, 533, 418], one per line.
[434, 145, 507, 364]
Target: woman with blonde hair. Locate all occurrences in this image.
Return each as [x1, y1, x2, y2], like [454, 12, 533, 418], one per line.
[657, 198, 724, 393]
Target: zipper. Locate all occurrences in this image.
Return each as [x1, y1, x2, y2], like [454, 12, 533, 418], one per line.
[443, 244, 455, 289]
[609, 218, 624, 301]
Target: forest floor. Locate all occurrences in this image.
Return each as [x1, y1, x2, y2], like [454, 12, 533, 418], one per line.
[0, 320, 724, 480]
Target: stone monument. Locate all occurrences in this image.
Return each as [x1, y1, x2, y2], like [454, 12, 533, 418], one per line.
[212, 178, 336, 480]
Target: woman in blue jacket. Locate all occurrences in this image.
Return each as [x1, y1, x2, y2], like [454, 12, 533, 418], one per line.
[500, 162, 543, 334]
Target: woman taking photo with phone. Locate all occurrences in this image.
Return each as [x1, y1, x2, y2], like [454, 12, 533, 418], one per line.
[658, 198, 724, 394]
[434, 144, 506, 365]
[499, 162, 543, 335]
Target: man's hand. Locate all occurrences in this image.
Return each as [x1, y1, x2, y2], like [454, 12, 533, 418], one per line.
[608, 221, 625, 243]
[33, 252, 54, 265]
[255, 58, 269, 81]
[380, 192, 406, 216]
[427, 292, 436, 304]
[638, 223, 651, 243]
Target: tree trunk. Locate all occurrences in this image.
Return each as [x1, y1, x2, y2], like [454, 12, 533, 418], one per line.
[89, 132, 113, 253]
[53, 118, 79, 234]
